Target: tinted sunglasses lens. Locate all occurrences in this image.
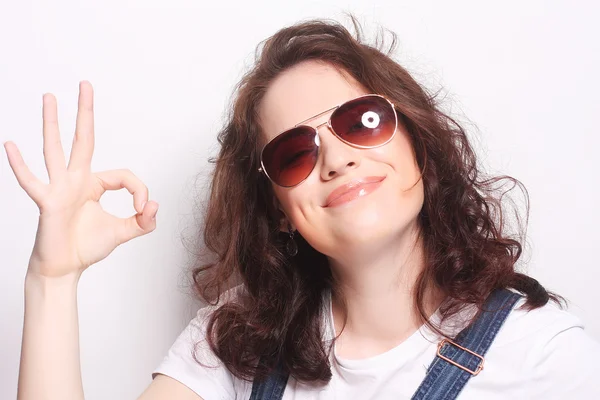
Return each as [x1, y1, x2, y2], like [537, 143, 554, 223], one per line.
[262, 126, 318, 187]
[331, 95, 397, 146]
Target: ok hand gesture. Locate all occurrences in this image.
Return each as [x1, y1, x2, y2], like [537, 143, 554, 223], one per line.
[4, 81, 159, 278]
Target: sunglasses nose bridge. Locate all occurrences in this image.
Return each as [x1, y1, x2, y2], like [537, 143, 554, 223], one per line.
[314, 120, 330, 137]
[315, 120, 330, 129]
[313, 119, 337, 149]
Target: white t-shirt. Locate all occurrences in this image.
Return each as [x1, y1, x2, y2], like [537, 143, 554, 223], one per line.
[152, 286, 600, 399]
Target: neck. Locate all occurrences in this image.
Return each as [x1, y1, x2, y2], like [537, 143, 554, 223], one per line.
[328, 223, 444, 359]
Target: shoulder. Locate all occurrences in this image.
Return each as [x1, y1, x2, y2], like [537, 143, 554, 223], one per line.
[496, 294, 584, 346]
[151, 284, 251, 399]
[172, 283, 248, 365]
[491, 293, 600, 397]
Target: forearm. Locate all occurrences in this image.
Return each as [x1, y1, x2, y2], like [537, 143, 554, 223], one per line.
[18, 265, 85, 400]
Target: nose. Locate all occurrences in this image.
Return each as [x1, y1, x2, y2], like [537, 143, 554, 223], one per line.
[316, 123, 360, 181]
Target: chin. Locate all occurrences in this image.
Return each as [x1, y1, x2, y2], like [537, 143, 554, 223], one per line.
[302, 196, 422, 255]
[330, 212, 401, 242]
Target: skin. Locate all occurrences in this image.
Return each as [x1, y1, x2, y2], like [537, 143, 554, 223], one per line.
[259, 60, 444, 359]
[5, 82, 199, 399]
[6, 62, 443, 399]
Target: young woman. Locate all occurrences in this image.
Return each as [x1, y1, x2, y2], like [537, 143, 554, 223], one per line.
[7, 17, 600, 400]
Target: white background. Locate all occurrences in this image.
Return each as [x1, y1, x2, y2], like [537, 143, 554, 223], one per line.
[1, 1, 598, 399]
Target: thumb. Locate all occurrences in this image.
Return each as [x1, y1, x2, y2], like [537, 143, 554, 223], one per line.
[115, 201, 158, 245]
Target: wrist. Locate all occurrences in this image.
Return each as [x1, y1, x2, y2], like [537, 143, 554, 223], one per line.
[25, 267, 81, 293]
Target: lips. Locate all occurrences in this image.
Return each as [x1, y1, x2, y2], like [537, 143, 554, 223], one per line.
[324, 176, 386, 207]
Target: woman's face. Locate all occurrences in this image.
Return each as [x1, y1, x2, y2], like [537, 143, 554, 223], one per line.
[258, 61, 424, 261]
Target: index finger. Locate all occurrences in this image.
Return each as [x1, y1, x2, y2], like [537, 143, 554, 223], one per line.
[94, 169, 150, 214]
[67, 81, 95, 172]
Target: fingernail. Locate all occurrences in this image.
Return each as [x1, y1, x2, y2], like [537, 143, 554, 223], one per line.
[151, 208, 158, 220]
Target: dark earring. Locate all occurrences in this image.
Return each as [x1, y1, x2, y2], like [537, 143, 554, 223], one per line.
[286, 224, 298, 257]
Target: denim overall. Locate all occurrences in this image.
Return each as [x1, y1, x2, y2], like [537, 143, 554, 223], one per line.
[249, 288, 522, 400]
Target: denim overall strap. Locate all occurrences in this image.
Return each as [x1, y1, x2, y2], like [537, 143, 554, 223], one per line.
[249, 358, 289, 400]
[411, 288, 522, 400]
[250, 288, 522, 400]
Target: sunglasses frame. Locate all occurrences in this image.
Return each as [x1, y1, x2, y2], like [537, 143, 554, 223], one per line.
[258, 93, 398, 188]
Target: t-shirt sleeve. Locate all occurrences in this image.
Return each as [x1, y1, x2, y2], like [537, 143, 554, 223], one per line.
[151, 302, 237, 400]
[524, 308, 600, 399]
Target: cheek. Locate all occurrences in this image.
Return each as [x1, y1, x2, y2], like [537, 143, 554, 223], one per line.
[273, 185, 315, 227]
[386, 129, 421, 181]
[386, 131, 425, 221]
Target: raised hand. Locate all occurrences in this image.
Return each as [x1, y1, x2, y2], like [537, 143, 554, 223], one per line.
[3, 81, 159, 278]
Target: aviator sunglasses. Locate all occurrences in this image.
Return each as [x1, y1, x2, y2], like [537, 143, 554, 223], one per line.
[258, 94, 398, 187]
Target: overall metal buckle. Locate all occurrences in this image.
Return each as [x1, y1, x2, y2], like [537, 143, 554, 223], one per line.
[436, 338, 485, 376]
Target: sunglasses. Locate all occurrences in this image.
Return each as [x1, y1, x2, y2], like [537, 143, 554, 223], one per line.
[258, 94, 398, 188]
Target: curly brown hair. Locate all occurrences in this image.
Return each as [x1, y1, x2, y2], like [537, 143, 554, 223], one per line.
[189, 15, 564, 385]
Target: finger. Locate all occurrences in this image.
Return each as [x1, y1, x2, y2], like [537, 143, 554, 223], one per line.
[42, 93, 67, 182]
[68, 81, 95, 172]
[3, 141, 46, 203]
[94, 169, 149, 213]
[114, 200, 159, 245]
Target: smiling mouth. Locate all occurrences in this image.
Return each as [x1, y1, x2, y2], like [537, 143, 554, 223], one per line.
[324, 176, 386, 208]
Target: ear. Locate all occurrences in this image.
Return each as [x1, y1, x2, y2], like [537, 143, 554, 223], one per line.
[277, 206, 297, 233]
[273, 196, 296, 233]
